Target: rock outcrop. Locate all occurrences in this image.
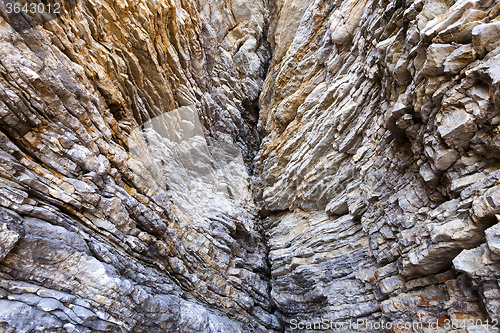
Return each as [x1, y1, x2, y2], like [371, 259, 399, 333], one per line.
[256, 0, 500, 330]
[0, 0, 279, 331]
[1, 0, 500, 331]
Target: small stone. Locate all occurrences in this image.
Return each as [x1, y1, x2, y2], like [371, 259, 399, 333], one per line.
[453, 245, 486, 275]
[430, 218, 473, 242]
[70, 304, 97, 322]
[444, 44, 477, 74]
[36, 289, 76, 303]
[473, 185, 500, 219]
[7, 293, 41, 306]
[472, 22, 500, 58]
[380, 276, 406, 295]
[438, 108, 477, 148]
[37, 298, 64, 312]
[450, 173, 487, 193]
[433, 147, 459, 171]
[423, 44, 457, 77]
[485, 223, 500, 257]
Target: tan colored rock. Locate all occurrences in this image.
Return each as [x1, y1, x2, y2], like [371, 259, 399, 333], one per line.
[472, 21, 500, 58]
[444, 43, 477, 74]
[473, 185, 500, 219]
[423, 44, 457, 77]
[436, 8, 488, 44]
[438, 108, 477, 147]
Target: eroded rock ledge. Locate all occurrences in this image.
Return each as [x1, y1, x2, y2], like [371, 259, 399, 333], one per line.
[1, 0, 500, 332]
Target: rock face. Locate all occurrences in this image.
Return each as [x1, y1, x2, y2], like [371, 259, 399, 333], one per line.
[0, 0, 500, 332]
[256, 0, 500, 330]
[0, 0, 279, 331]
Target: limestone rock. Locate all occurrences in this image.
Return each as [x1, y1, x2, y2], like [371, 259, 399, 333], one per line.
[444, 43, 477, 74]
[1, 0, 500, 331]
[256, 0, 500, 329]
[438, 108, 478, 148]
[473, 21, 500, 58]
[0, 0, 276, 330]
[423, 44, 457, 77]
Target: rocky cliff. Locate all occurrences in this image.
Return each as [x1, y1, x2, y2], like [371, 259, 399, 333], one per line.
[0, 0, 278, 331]
[256, 0, 500, 330]
[0, 0, 500, 332]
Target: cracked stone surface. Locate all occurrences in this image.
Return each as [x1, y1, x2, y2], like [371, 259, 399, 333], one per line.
[0, 0, 278, 331]
[0, 0, 500, 332]
[255, 0, 500, 331]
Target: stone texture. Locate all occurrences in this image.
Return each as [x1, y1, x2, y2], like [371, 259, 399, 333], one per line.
[254, 0, 500, 330]
[1, 0, 500, 332]
[0, 0, 278, 331]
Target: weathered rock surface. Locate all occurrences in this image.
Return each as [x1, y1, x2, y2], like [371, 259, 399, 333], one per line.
[0, 0, 279, 331]
[255, 0, 500, 331]
[1, 0, 500, 331]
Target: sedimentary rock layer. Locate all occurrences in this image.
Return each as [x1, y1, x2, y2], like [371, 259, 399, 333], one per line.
[0, 0, 281, 331]
[255, 0, 500, 330]
[1, 0, 500, 331]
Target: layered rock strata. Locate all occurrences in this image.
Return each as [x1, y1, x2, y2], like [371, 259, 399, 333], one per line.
[0, 0, 280, 331]
[1, 0, 500, 331]
[255, 0, 500, 330]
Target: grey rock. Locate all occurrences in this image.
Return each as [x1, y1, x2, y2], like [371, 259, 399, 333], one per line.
[423, 44, 457, 77]
[0, 300, 63, 332]
[1, 0, 500, 331]
[70, 305, 97, 322]
[6, 293, 41, 306]
[485, 222, 500, 257]
[0, 207, 23, 261]
[37, 298, 64, 312]
[438, 108, 477, 148]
